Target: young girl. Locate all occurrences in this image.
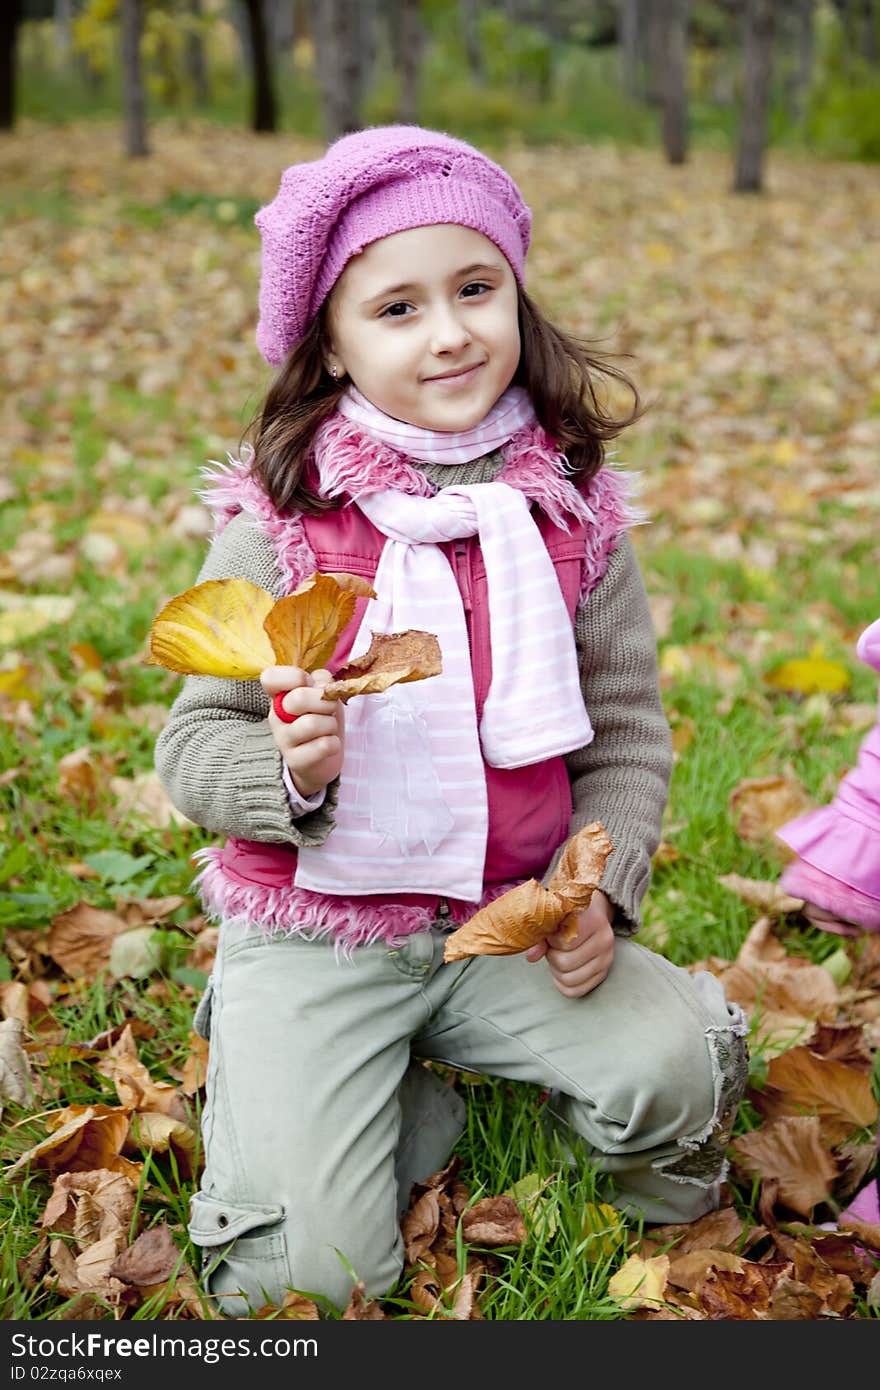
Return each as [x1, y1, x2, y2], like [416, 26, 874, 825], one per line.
[777, 617, 880, 936]
[777, 617, 880, 1231]
[155, 124, 748, 1317]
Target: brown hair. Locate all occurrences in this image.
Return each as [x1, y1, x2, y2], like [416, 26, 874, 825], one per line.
[245, 286, 648, 516]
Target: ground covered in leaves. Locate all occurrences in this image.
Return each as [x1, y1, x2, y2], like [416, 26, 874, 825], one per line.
[1, 121, 879, 1320]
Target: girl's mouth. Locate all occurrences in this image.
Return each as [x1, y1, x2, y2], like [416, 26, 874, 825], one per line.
[424, 363, 484, 386]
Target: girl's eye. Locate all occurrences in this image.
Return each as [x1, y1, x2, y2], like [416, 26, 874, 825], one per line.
[460, 281, 490, 297]
[380, 301, 413, 319]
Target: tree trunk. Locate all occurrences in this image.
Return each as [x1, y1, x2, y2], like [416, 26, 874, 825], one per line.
[54, 0, 73, 61]
[460, 0, 483, 80]
[313, 0, 363, 139]
[787, 0, 815, 124]
[618, 0, 640, 98]
[121, 0, 149, 157]
[659, 0, 690, 164]
[733, 0, 774, 193]
[0, 0, 20, 130]
[185, 0, 209, 106]
[864, 0, 878, 62]
[269, 0, 295, 51]
[242, 0, 278, 132]
[644, 0, 666, 105]
[395, 0, 423, 123]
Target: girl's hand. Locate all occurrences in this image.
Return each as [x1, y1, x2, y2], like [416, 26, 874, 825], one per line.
[260, 666, 345, 799]
[802, 901, 860, 937]
[525, 890, 615, 998]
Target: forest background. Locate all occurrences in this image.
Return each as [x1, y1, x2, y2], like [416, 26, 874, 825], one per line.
[1, 0, 879, 1325]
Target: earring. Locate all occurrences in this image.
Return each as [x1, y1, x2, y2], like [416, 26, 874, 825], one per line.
[330, 365, 339, 379]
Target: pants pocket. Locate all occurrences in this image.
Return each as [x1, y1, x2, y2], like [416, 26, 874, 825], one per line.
[189, 1190, 291, 1316]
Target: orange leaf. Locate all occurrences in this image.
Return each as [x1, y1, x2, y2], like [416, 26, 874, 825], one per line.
[7, 1104, 132, 1177]
[264, 573, 357, 670]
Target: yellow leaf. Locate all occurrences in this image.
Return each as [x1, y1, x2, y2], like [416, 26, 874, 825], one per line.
[608, 1253, 670, 1310]
[0, 593, 76, 647]
[148, 579, 276, 679]
[582, 1202, 626, 1260]
[764, 657, 850, 696]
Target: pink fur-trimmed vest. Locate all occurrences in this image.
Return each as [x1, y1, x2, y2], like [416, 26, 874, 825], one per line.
[193, 428, 638, 951]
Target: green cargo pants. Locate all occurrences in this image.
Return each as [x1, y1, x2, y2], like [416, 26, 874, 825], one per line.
[188, 919, 748, 1316]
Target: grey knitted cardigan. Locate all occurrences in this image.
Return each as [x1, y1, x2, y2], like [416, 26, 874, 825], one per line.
[154, 451, 672, 935]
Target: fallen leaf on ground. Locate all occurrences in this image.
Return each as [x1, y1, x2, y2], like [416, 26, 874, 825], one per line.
[7, 1104, 134, 1178]
[753, 1047, 879, 1144]
[731, 1116, 838, 1218]
[109, 1225, 182, 1287]
[0, 1017, 35, 1115]
[729, 772, 815, 849]
[608, 1253, 670, 1311]
[718, 873, 804, 917]
[47, 904, 129, 979]
[461, 1195, 527, 1247]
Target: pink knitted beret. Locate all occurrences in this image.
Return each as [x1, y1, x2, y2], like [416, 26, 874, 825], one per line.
[254, 124, 532, 366]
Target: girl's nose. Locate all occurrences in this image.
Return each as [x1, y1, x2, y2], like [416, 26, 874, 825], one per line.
[428, 305, 472, 354]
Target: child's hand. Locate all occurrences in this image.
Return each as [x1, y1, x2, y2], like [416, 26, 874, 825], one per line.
[525, 890, 615, 998]
[261, 666, 345, 799]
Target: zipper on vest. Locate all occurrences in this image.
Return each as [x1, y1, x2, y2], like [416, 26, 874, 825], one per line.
[452, 541, 473, 612]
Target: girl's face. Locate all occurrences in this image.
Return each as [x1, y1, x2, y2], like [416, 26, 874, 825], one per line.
[325, 224, 521, 431]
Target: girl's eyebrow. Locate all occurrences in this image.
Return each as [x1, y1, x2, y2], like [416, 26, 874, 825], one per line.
[362, 262, 504, 306]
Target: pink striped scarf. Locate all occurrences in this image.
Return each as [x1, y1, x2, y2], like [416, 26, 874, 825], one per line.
[336, 383, 537, 464]
[294, 394, 594, 902]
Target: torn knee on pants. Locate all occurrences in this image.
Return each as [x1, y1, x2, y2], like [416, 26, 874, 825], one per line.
[653, 1008, 750, 1189]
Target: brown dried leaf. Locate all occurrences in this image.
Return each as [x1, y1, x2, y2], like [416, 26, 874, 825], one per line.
[263, 573, 357, 670]
[342, 1281, 387, 1320]
[181, 1033, 209, 1095]
[443, 822, 613, 961]
[7, 1105, 132, 1178]
[18, 1236, 49, 1292]
[0, 1016, 35, 1114]
[838, 1215, 880, 1253]
[731, 1116, 838, 1217]
[460, 1195, 527, 1247]
[323, 630, 442, 703]
[645, 1206, 746, 1256]
[546, 821, 615, 915]
[47, 903, 128, 979]
[714, 917, 838, 1050]
[42, 1169, 136, 1244]
[402, 1189, 441, 1263]
[771, 1232, 856, 1311]
[756, 1048, 879, 1145]
[57, 746, 104, 811]
[255, 1290, 321, 1320]
[767, 1276, 825, 1320]
[729, 772, 815, 850]
[109, 1225, 181, 1287]
[148, 578, 276, 678]
[443, 880, 566, 962]
[125, 1110, 198, 1179]
[695, 1263, 775, 1319]
[718, 873, 804, 917]
[667, 1248, 747, 1292]
[95, 1023, 191, 1122]
[322, 572, 377, 599]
